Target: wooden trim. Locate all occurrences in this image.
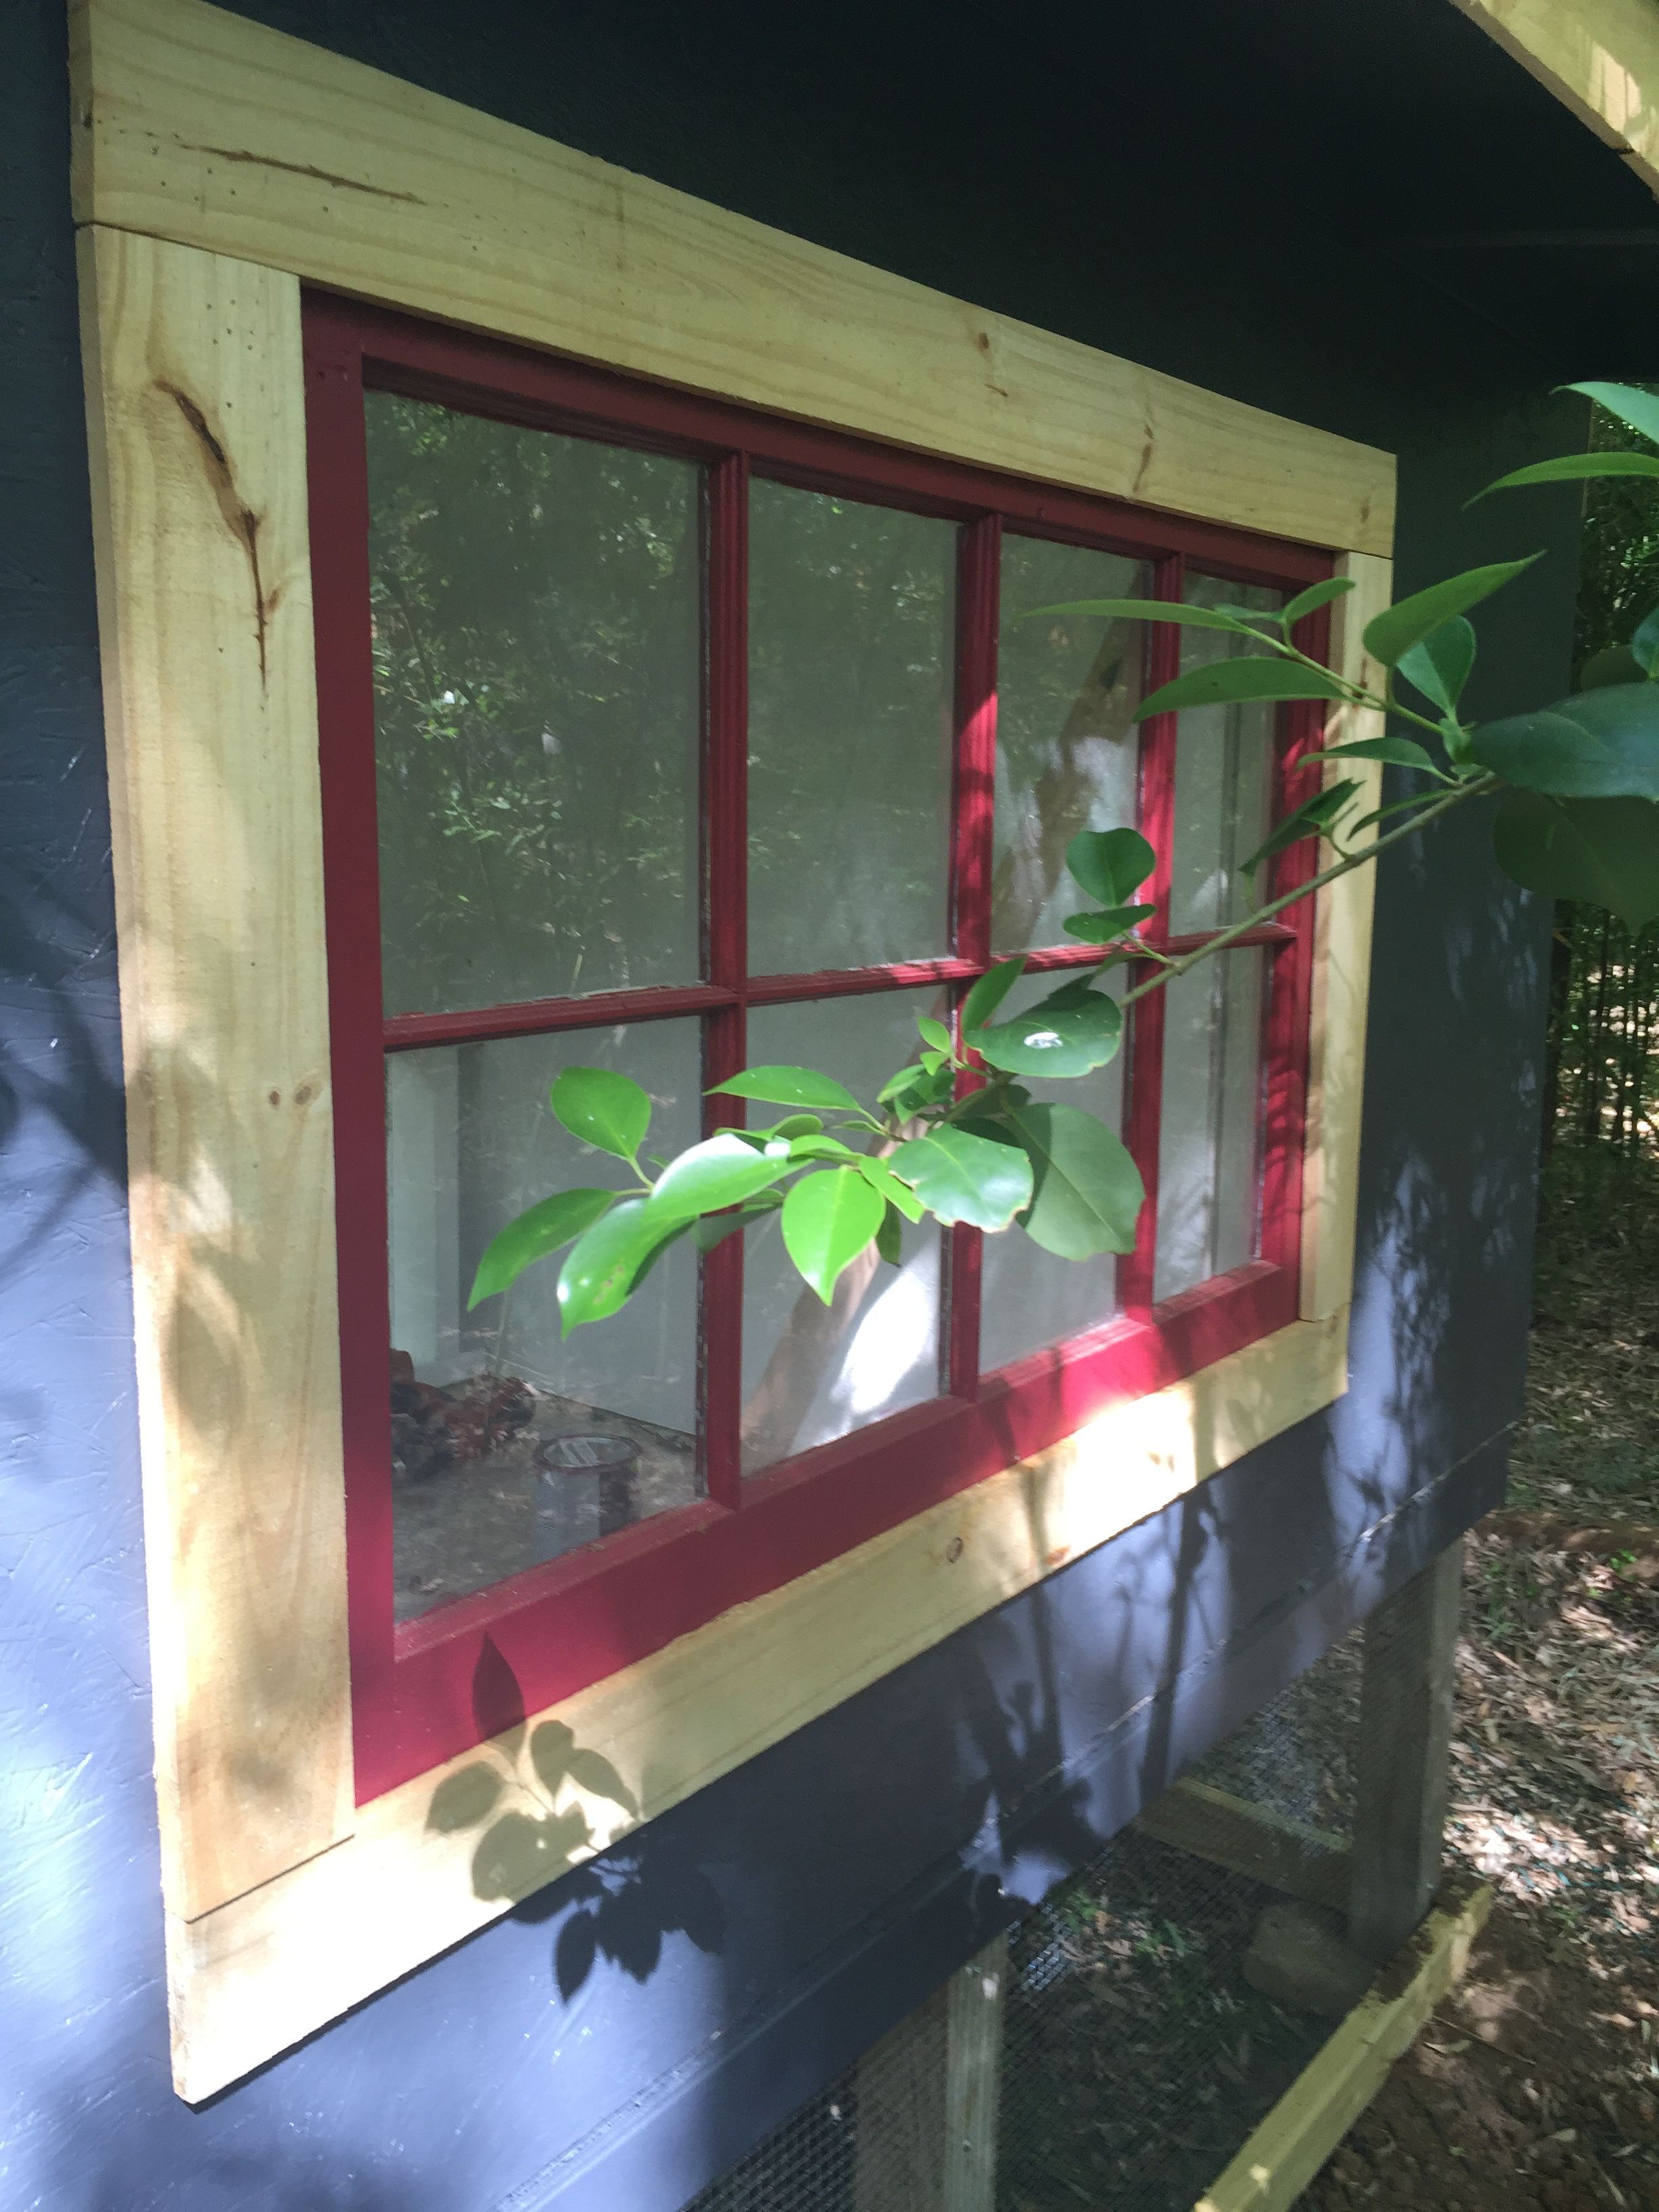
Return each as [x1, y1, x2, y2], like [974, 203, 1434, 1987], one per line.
[77, 224, 352, 1919]
[1300, 553, 1391, 1324]
[167, 1309, 1348, 2102]
[70, 0, 1393, 556]
[1192, 1882, 1493, 2212]
[1134, 1779, 1353, 1914]
[1450, 0, 1659, 192]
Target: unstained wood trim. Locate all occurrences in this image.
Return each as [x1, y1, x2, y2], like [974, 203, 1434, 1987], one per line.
[167, 1310, 1348, 2101]
[78, 223, 352, 1919]
[70, 0, 1393, 556]
[1450, 0, 1659, 191]
[1192, 1882, 1492, 2212]
[1300, 552, 1390, 1326]
[1135, 1778, 1353, 1913]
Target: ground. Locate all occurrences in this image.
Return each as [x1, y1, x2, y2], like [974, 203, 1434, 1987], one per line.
[1304, 1147, 1659, 2212]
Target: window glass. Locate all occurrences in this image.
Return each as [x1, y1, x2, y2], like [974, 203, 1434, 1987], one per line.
[1168, 574, 1280, 934]
[994, 536, 1150, 951]
[747, 482, 954, 974]
[388, 1020, 701, 1620]
[367, 394, 701, 1016]
[1153, 951, 1265, 1303]
[739, 991, 947, 1475]
[978, 970, 1128, 1373]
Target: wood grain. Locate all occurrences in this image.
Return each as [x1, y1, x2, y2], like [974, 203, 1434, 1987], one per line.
[79, 224, 351, 1921]
[1300, 552, 1391, 1325]
[1451, 0, 1659, 190]
[70, 0, 1394, 556]
[167, 1311, 1347, 2100]
[1193, 1883, 1492, 2212]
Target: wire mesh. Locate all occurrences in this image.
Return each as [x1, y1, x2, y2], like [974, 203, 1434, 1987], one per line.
[683, 1576, 1454, 2212]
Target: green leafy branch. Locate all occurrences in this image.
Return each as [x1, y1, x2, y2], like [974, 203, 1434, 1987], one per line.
[468, 380, 1659, 1326]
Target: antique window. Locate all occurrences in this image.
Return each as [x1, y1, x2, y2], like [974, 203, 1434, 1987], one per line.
[76, 0, 1390, 2097]
[306, 300, 1332, 1796]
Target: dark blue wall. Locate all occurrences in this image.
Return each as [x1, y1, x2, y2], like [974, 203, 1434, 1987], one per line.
[1, 3, 1637, 2206]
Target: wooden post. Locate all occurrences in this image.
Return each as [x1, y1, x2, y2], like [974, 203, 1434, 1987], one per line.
[853, 1935, 1006, 2212]
[1347, 1539, 1462, 1963]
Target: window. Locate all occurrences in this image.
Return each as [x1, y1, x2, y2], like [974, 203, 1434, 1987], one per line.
[306, 297, 1330, 1797]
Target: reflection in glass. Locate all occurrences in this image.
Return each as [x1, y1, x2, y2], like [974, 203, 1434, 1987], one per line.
[979, 970, 1128, 1373]
[748, 482, 955, 973]
[1168, 574, 1281, 934]
[367, 394, 701, 1016]
[739, 992, 946, 1475]
[387, 1021, 701, 1619]
[994, 536, 1151, 950]
[1153, 951, 1265, 1303]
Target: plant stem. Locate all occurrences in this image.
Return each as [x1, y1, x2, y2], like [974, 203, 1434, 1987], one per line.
[1117, 774, 1498, 1010]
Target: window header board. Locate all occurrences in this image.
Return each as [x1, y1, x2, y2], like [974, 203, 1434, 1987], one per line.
[70, 0, 1393, 559]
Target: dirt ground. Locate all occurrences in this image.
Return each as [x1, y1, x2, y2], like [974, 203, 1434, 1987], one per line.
[1305, 1148, 1659, 2212]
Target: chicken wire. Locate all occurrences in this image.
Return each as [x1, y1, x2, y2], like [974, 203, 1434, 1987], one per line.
[687, 1579, 1456, 2212]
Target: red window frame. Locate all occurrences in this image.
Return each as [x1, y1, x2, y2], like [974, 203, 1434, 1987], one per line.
[304, 291, 1332, 1801]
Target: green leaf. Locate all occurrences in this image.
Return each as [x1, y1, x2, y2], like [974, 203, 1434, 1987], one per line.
[1395, 615, 1476, 712]
[856, 1154, 925, 1222]
[1282, 576, 1357, 627]
[785, 1134, 862, 1168]
[968, 987, 1124, 1078]
[468, 1187, 618, 1307]
[1469, 684, 1659, 800]
[916, 1013, 954, 1054]
[1579, 645, 1646, 693]
[889, 1124, 1034, 1231]
[1631, 604, 1659, 677]
[879, 1061, 954, 1115]
[875, 1202, 903, 1266]
[1065, 826, 1156, 906]
[1014, 596, 1254, 634]
[708, 1065, 863, 1113]
[1563, 380, 1659, 447]
[959, 956, 1025, 1032]
[1362, 556, 1540, 668]
[1309, 736, 1439, 773]
[558, 1201, 683, 1332]
[689, 1193, 783, 1252]
[1473, 451, 1659, 499]
[1006, 1103, 1145, 1259]
[549, 1067, 651, 1162]
[766, 1113, 824, 1140]
[647, 1132, 793, 1221]
[878, 1061, 926, 1105]
[1492, 791, 1659, 931]
[1242, 781, 1361, 878]
[427, 1763, 506, 1833]
[1062, 902, 1157, 943]
[780, 1168, 886, 1303]
[1135, 657, 1347, 720]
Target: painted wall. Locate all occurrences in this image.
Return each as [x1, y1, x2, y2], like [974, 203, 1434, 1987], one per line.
[3, 1, 1644, 2206]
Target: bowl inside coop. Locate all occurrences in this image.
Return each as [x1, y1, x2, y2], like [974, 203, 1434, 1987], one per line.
[535, 1432, 641, 1561]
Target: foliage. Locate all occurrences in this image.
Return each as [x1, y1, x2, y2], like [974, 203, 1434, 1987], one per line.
[1543, 386, 1659, 1155]
[470, 384, 1659, 1326]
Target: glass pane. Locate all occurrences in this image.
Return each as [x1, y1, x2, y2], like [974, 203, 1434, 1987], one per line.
[979, 969, 1128, 1374]
[994, 536, 1151, 951]
[1168, 574, 1282, 934]
[367, 394, 701, 1016]
[1153, 950, 1265, 1303]
[388, 1021, 701, 1620]
[739, 991, 946, 1475]
[747, 481, 954, 973]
